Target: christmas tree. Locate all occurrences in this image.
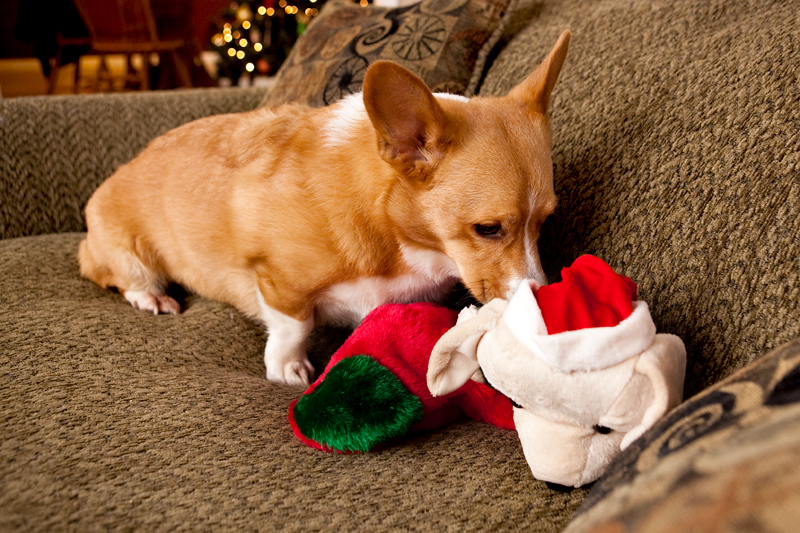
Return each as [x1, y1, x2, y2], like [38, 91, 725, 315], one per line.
[210, 0, 365, 86]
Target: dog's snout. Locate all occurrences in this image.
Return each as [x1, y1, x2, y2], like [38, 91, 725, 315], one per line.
[524, 262, 547, 290]
[505, 277, 524, 299]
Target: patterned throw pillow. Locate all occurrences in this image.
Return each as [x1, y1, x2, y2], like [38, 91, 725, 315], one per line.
[260, 0, 514, 108]
[564, 337, 800, 532]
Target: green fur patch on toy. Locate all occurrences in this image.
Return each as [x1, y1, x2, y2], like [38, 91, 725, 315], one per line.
[292, 355, 423, 452]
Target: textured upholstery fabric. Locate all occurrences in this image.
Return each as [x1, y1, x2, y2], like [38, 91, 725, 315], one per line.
[480, 0, 800, 398]
[0, 87, 268, 240]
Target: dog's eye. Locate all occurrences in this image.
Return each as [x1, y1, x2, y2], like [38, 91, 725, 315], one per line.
[474, 223, 503, 238]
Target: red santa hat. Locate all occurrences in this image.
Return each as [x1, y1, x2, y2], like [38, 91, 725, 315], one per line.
[503, 255, 656, 372]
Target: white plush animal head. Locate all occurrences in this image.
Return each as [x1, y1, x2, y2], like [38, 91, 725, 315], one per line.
[428, 279, 686, 487]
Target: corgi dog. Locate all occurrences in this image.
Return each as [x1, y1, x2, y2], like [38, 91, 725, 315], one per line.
[79, 30, 570, 387]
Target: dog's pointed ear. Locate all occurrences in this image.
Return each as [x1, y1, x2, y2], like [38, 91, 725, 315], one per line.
[363, 61, 451, 178]
[507, 30, 570, 115]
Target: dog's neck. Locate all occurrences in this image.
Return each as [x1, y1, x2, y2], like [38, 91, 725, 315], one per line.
[294, 94, 451, 277]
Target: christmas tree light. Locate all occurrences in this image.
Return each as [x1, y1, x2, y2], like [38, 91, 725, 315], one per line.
[209, 0, 371, 87]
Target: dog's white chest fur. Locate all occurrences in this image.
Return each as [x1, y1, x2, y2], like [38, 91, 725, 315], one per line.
[316, 246, 459, 325]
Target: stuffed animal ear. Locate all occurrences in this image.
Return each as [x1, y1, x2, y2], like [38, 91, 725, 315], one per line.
[427, 300, 506, 397]
[363, 61, 452, 178]
[427, 337, 481, 397]
[506, 30, 570, 116]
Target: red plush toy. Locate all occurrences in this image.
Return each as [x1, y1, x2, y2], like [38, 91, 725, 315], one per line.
[289, 254, 685, 485]
[288, 303, 515, 453]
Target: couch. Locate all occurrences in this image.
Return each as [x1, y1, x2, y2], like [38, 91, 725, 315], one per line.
[2, 0, 799, 530]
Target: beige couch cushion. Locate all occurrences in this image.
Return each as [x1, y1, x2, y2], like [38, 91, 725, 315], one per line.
[0, 233, 587, 531]
[481, 0, 800, 398]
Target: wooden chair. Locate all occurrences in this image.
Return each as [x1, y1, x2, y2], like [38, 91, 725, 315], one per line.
[70, 0, 193, 91]
[46, 34, 92, 94]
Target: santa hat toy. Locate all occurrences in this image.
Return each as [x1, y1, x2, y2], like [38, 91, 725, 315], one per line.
[504, 254, 653, 373]
[429, 255, 686, 487]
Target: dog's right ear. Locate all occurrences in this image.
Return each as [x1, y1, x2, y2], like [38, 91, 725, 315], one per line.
[363, 61, 451, 179]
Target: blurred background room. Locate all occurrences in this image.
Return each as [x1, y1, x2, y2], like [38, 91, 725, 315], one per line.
[0, 0, 413, 98]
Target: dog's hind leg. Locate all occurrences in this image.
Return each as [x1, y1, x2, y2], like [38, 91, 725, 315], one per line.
[79, 225, 180, 315]
[123, 289, 181, 315]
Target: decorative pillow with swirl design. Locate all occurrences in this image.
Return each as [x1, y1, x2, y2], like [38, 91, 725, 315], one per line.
[564, 337, 800, 532]
[260, 0, 514, 108]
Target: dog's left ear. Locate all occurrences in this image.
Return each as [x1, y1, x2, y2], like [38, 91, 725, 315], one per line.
[508, 30, 571, 115]
[363, 61, 451, 178]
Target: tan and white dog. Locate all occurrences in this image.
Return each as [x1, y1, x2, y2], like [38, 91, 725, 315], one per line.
[79, 31, 570, 387]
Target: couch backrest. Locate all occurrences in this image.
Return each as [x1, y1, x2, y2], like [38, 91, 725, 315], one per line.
[480, 0, 800, 397]
[0, 87, 268, 240]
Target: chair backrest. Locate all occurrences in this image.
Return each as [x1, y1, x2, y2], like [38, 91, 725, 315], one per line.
[72, 0, 159, 45]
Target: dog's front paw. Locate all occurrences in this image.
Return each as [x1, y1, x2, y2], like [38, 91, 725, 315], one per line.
[267, 359, 315, 387]
[259, 301, 316, 386]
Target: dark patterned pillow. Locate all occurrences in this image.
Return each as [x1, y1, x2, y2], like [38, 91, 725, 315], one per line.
[564, 337, 800, 532]
[260, 0, 514, 108]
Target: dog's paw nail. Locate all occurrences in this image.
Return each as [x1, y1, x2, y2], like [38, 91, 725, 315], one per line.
[125, 290, 180, 315]
[268, 362, 314, 387]
[156, 294, 181, 314]
[286, 362, 314, 387]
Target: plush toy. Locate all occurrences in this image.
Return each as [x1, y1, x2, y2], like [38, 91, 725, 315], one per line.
[288, 303, 515, 453]
[290, 255, 686, 488]
[428, 255, 687, 487]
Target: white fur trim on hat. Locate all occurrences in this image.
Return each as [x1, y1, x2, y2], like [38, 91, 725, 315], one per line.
[503, 280, 657, 373]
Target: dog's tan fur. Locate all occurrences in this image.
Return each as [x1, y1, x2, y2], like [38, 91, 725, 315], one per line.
[79, 30, 570, 386]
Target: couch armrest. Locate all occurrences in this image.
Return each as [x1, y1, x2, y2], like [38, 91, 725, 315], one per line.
[0, 87, 268, 240]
